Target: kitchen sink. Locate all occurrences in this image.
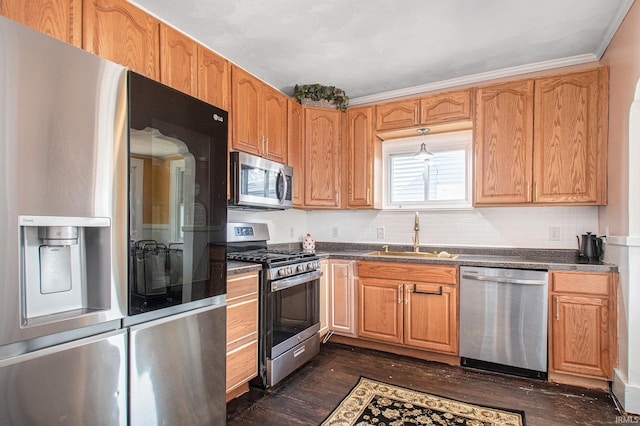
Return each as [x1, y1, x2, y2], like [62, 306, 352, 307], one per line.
[365, 251, 460, 260]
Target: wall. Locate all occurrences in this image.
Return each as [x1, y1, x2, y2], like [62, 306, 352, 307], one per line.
[599, 0, 640, 414]
[230, 206, 598, 249]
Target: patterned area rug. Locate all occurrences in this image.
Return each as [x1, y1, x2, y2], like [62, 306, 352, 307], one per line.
[321, 377, 526, 426]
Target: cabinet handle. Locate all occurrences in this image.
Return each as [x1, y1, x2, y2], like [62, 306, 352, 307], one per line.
[398, 284, 402, 304]
[366, 188, 370, 204]
[534, 182, 538, 202]
[555, 296, 559, 320]
[265, 137, 269, 154]
[405, 285, 409, 305]
[526, 181, 531, 202]
[412, 284, 443, 295]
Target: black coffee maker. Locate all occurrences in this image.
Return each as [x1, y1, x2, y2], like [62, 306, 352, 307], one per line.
[577, 232, 603, 261]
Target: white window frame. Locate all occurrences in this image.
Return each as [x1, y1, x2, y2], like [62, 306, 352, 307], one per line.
[382, 130, 472, 210]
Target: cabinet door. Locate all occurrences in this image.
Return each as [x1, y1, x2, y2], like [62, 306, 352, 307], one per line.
[231, 66, 262, 155]
[533, 68, 607, 204]
[160, 24, 197, 97]
[304, 108, 342, 208]
[347, 106, 379, 208]
[358, 278, 403, 344]
[83, 0, 159, 79]
[550, 294, 611, 379]
[421, 89, 472, 125]
[329, 260, 356, 337]
[474, 80, 534, 204]
[319, 259, 330, 336]
[197, 46, 230, 110]
[404, 283, 458, 354]
[287, 100, 305, 207]
[262, 86, 288, 163]
[375, 99, 420, 131]
[1, 0, 81, 47]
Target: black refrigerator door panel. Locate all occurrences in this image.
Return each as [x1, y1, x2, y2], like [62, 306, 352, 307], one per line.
[127, 71, 228, 316]
[0, 330, 127, 425]
[129, 303, 226, 426]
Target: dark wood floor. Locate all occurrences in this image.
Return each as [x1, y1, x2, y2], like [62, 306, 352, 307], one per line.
[227, 342, 621, 425]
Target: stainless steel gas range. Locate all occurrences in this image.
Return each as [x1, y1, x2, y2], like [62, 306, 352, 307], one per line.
[228, 222, 321, 388]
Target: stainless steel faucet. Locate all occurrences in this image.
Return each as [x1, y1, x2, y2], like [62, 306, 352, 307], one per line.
[412, 212, 420, 252]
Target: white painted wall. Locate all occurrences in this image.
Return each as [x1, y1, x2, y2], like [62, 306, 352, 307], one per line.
[230, 206, 598, 249]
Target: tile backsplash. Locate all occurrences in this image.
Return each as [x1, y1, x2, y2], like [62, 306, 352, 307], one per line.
[228, 206, 599, 249]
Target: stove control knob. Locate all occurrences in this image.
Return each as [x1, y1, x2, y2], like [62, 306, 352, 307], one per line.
[278, 268, 287, 277]
[307, 262, 315, 271]
[297, 264, 305, 272]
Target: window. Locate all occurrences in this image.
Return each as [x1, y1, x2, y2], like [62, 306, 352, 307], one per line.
[383, 130, 472, 209]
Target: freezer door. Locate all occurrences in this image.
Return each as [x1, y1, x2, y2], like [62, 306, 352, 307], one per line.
[0, 330, 127, 425]
[129, 303, 226, 426]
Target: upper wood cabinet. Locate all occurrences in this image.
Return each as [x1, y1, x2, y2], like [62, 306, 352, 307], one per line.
[347, 106, 381, 208]
[421, 89, 472, 125]
[287, 99, 305, 207]
[534, 68, 608, 204]
[160, 24, 197, 97]
[1, 0, 82, 47]
[375, 99, 420, 131]
[304, 107, 342, 208]
[549, 271, 617, 385]
[197, 46, 230, 110]
[83, 0, 160, 79]
[474, 80, 534, 204]
[231, 66, 287, 163]
[474, 67, 608, 206]
[374, 90, 472, 132]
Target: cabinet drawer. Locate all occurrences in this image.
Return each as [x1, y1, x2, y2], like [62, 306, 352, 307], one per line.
[357, 261, 457, 285]
[227, 272, 259, 302]
[551, 271, 610, 296]
[227, 299, 258, 349]
[226, 341, 258, 392]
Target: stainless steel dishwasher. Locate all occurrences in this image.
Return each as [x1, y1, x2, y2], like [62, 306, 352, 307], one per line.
[460, 266, 548, 379]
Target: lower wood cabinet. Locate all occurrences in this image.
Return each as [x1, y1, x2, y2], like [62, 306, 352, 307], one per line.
[357, 261, 458, 354]
[319, 259, 330, 337]
[226, 271, 259, 398]
[548, 271, 617, 385]
[328, 259, 357, 337]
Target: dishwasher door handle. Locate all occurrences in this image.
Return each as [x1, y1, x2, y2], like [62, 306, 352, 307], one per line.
[461, 273, 547, 286]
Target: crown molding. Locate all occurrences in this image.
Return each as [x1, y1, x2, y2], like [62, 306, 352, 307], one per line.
[349, 53, 599, 106]
[595, 0, 636, 58]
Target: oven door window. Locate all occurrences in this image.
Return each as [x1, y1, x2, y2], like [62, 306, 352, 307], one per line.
[270, 280, 319, 348]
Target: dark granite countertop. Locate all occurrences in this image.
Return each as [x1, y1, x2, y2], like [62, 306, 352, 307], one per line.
[227, 261, 262, 276]
[313, 242, 618, 273]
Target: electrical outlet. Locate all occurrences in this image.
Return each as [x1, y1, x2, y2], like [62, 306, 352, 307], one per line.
[377, 227, 385, 239]
[549, 226, 561, 241]
[289, 227, 294, 238]
[332, 226, 339, 238]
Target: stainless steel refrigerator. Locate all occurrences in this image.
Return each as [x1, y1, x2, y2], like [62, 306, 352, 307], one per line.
[0, 16, 228, 425]
[0, 15, 128, 424]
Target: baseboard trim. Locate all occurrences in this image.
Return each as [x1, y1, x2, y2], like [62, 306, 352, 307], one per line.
[548, 371, 610, 391]
[327, 334, 460, 366]
[613, 369, 640, 415]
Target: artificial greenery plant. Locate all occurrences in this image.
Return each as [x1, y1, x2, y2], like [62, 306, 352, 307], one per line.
[293, 84, 349, 111]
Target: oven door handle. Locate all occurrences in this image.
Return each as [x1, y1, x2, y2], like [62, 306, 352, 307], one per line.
[271, 270, 323, 292]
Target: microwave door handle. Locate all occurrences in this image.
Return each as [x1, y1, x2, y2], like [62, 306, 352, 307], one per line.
[277, 167, 287, 204]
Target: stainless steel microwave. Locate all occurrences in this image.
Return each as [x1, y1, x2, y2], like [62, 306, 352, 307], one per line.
[229, 151, 293, 209]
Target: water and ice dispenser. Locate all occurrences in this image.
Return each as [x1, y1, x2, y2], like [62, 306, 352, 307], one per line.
[20, 216, 112, 323]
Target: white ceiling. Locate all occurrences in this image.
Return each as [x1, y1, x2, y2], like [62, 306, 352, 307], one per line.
[131, 0, 634, 104]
